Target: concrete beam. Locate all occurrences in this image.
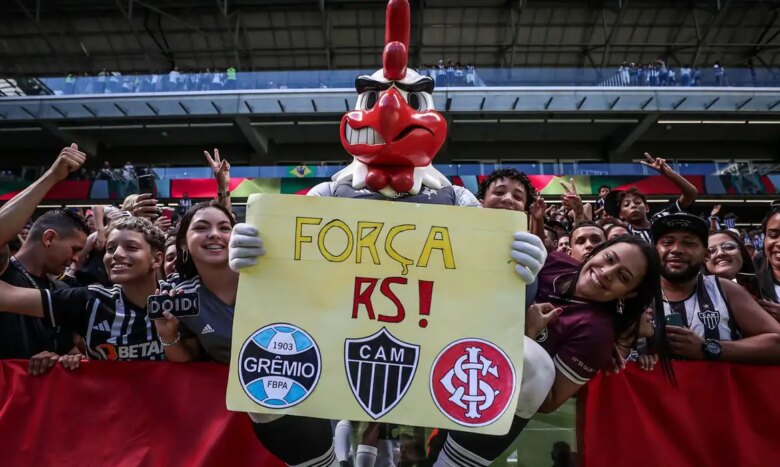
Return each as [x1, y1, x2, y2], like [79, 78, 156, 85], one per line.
[39, 121, 99, 157]
[608, 113, 658, 161]
[235, 117, 268, 164]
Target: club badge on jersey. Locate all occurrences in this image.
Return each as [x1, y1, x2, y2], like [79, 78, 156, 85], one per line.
[333, 0, 451, 199]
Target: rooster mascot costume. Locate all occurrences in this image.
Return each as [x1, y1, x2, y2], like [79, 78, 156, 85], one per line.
[228, 1, 554, 465]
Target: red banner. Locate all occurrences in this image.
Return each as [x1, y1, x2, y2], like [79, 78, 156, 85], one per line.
[0, 360, 283, 467]
[579, 361, 780, 467]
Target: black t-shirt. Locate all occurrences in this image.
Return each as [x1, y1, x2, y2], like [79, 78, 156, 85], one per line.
[0, 265, 75, 359]
[40, 284, 165, 361]
[75, 248, 111, 287]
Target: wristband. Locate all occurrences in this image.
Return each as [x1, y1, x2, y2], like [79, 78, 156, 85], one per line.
[160, 332, 181, 347]
[218, 190, 230, 198]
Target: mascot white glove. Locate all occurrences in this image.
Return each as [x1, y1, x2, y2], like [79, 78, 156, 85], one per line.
[511, 232, 547, 283]
[229, 223, 266, 272]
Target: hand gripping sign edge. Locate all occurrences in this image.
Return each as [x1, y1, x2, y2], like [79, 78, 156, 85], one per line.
[238, 323, 322, 409]
[344, 327, 420, 420]
[429, 338, 517, 428]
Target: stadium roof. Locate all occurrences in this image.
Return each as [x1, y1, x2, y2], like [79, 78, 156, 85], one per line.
[2, 0, 779, 76]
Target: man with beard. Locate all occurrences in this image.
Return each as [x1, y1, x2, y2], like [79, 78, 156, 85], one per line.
[652, 211, 780, 362]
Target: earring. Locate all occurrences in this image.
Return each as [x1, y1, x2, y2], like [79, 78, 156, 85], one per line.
[182, 249, 189, 263]
[617, 300, 625, 315]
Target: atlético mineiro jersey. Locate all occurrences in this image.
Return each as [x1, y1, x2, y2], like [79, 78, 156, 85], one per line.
[39, 284, 165, 361]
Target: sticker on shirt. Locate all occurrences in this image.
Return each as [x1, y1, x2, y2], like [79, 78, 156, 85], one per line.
[238, 323, 321, 409]
[345, 328, 420, 419]
[430, 338, 516, 427]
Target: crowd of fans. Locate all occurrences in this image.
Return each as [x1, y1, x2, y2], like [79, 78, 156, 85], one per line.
[61, 67, 241, 95]
[417, 60, 479, 86]
[607, 59, 731, 87]
[0, 144, 779, 466]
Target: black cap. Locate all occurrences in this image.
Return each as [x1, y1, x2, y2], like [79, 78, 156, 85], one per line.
[651, 211, 709, 245]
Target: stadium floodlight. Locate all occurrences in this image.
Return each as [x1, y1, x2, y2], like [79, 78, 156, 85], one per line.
[657, 120, 702, 124]
[452, 119, 499, 123]
[700, 120, 746, 124]
[747, 120, 780, 125]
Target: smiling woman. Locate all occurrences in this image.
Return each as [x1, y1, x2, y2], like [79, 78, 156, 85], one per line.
[706, 230, 754, 281]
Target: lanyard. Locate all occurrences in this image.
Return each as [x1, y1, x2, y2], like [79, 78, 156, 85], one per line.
[9, 256, 41, 290]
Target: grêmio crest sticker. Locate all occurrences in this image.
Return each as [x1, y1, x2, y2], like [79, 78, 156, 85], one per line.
[238, 323, 321, 409]
[345, 328, 420, 419]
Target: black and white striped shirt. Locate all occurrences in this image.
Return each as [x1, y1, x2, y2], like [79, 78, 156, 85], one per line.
[628, 200, 683, 243]
[40, 284, 165, 361]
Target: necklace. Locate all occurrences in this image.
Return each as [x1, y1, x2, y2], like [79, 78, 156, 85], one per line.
[9, 256, 42, 290]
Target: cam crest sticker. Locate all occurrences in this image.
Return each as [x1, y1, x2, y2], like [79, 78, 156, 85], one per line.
[430, 338, 516, 427]
[345, 328, 420, 419]
[238, 323, 321, 409]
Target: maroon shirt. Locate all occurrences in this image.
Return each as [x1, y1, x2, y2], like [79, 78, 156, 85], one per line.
[532, 252, 616, 385]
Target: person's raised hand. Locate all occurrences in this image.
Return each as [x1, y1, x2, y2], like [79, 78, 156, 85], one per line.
[560, 178, 583, 214]
[48, 143, 86, 182]
[129, 193, 159, 219]
[710, 204, 722, 217]
[229, 223, 266, 271]
[204, 148, 231, 187]
[154, 216, 172, 233]
[640, 152, 674, 177]
[530, 196, 546, 221]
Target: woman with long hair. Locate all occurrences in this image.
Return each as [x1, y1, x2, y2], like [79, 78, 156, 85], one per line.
[153, 201, 339, 466]
[756, 206, 780, 321]
[423, 234, 671, 467]
[706, 230, 755, 281]
[154, 200, 236, 362]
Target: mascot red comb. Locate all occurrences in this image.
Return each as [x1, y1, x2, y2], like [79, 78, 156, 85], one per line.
[309, 0, 472, 203]
[228, 1, 553, 466]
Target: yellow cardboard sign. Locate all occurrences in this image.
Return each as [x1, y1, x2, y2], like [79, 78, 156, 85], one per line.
[227, 194, 527, 435]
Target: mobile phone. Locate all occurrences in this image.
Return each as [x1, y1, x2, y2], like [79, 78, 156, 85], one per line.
[665, 312, 684, 327]
[148, 292, 199, 320]
[162, 208, 173, 221]
[736, 273, 761, 298]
